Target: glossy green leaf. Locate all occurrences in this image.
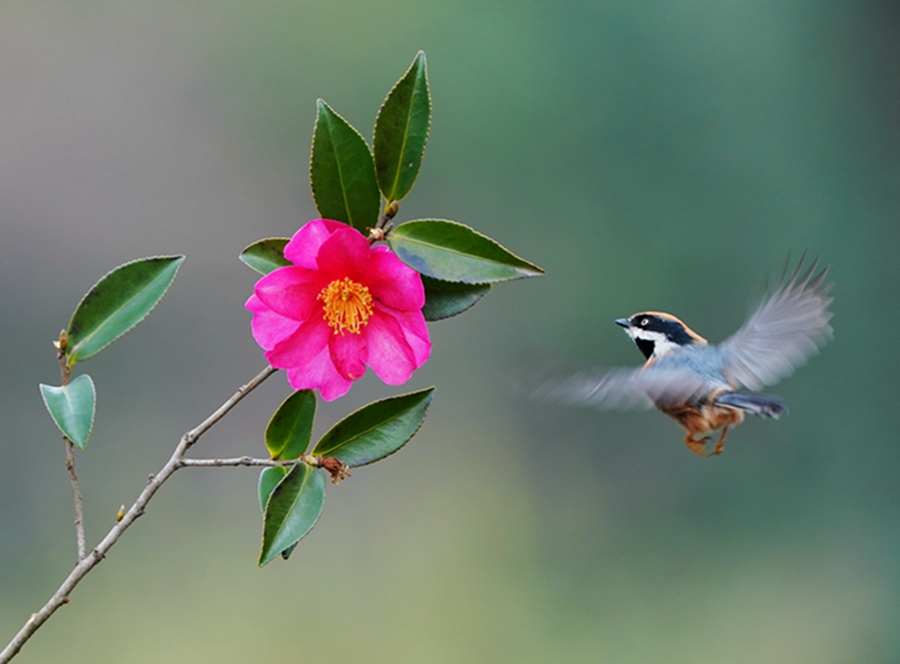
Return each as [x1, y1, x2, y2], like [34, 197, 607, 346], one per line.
[310, 99, 380, 232]
[374, 51, 432, 203]
[39, 374, 96, 449]
[422, 275, 491, 321]
[258, 466, 299, 560]
[240, 238, 290, 275]
[265, 390, 316, 460]
[259, 462, 325, 566]
[258, 466, 288, 511]
[389, 220, 544, 284]
[66, 256, 184, 368]
[312, 387, 434, 467]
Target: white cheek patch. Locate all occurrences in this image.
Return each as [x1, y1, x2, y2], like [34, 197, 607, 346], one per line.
[628, 328, 680, 358]
[627, 328, 663, 342]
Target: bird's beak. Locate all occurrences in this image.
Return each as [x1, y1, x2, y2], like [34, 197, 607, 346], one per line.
[615, 318, 630, 328]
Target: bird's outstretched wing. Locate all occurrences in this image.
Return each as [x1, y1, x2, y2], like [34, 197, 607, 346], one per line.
[533, 365, 708, 410]
[720, 256, 833, 391]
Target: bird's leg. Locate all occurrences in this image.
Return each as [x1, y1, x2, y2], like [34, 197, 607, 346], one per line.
[684, 433, 710, 456]
[711, 427, 729, 456]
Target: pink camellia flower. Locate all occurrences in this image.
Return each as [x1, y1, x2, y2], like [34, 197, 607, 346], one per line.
[246, 219, 431, 401]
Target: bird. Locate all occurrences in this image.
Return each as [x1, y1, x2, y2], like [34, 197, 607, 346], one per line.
[537, 257, 833, 456]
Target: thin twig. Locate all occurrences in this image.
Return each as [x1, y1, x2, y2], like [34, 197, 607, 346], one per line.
[63, 438, 86, 560]
[56, 333, 87, 561]
[0, 364, 277, 664]
[182, 455, 349, 485]
[179, 456, 294, 468]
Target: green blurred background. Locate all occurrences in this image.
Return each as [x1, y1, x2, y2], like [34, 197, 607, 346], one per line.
[1, 0, 897, 662]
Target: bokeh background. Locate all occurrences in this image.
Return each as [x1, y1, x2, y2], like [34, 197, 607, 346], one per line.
[1, 1, 898, 662]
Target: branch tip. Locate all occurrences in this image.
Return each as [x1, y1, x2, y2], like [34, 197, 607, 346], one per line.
[1, 365, 277, 661]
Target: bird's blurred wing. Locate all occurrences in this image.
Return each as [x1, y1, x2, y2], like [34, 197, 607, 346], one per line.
[534, 365, 707, 411]
[720, 256, 833, 391]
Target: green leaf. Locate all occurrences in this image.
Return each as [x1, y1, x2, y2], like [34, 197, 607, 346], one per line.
[66, 256, 184, 368]
[389, 220, 544, 284]
[265, 390, 316, 460]
[312, 387, 434, 467]
[374, 51, 432, 203]
[258, 466, 288, 511]
[40, 374, 96, 449]
[258, 466, 299, 560]
[240, 238, 290, 275]
[259, 462, 325, 566]
[422, 275, 491, 321]
[310, 99, 381, 232]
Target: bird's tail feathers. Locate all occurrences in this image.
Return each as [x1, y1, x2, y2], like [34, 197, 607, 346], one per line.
[715, 392, 786, 419]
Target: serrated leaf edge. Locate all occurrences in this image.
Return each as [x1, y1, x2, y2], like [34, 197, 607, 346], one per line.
[312, 387, 435, 467]
[66, 255, 184, 368]
[259, 461, 325, 566]
[374, 50, 432, 203]
[390, 219, 545, 283]
[310, 99, 379, 230]
[423, 283, 491, 321]
[39, 374, 96, 449]
[265, 389, 317, 461]
[239, 237, 291, 275]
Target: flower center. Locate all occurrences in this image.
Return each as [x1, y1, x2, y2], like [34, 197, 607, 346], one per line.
[318, 277, 373, 335]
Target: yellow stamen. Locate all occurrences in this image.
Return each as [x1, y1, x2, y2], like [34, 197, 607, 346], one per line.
[318, 277, 373, 335]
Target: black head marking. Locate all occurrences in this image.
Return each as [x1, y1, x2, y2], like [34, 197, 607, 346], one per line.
[628, 313, 699, 346]
[618, 312, 706, 360]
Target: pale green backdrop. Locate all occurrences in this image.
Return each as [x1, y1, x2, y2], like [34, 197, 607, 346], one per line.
[1, 1, 897, 662]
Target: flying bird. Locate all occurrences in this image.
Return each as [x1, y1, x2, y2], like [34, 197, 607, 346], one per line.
[538, 258, 833, 456]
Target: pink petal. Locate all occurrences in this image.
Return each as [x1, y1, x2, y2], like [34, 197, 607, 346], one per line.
[389, 306, 431, 367]
[266, 315, 331, 369]
[329, 331, 368, 381]
[246, 294, 301, 350]
[248, 220, 432, 400]
[315, 227, 371, 281]
[285, 344, 353, 401]
[255, 266, 329, 322]
[283, 219, 347, 268]
[366, 248, 426, 311]
[364, 310, 418, 385]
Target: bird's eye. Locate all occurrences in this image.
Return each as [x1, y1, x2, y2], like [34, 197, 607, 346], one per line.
[641, 318, 649, 327]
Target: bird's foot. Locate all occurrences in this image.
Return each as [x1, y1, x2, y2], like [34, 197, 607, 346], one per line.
[684, 434, 710, 456]
[711, 427, 729, 456]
